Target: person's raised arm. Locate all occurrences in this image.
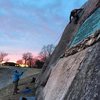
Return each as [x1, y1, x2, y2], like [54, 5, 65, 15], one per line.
[69, 13, 72, 23]
[18, 72, 24, 77]
[77, 8, 84, 12]
[21, 72, 24, 76]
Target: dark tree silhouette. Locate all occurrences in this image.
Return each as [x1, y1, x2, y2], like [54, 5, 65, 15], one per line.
[39, 44, 55, 60]
[22, 52, 33, 67]
[35, 60, 44, 69]
[0, 52, 8, 64]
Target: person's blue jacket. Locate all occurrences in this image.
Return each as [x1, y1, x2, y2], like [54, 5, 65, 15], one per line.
[12, 70, 23, 82]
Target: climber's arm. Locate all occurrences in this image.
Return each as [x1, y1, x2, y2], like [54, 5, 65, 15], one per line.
[69, 13, 72, 23]
[77, 8, 84, 12]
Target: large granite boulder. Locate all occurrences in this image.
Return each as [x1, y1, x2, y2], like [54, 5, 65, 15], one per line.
[36, 0, 100, 100]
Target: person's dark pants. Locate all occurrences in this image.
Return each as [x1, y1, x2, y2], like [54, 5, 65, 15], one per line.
[74, 15, 79, 24]
[13, 80, 19, 94]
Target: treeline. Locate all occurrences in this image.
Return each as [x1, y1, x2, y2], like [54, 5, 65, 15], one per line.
[0, 44, 55, 68]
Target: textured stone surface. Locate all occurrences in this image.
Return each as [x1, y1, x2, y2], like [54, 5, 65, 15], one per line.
[36, 0, 100, 100]
[43, 49, 88, 100]
[64, 30, 100, 57]
[64, 42, 100, 100]
[37, 42, 100, 100]
[48, 0, 99, 66]
[70, 8, 100, 46]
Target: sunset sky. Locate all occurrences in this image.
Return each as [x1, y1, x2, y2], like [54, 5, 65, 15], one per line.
[0, 0, 87, 62]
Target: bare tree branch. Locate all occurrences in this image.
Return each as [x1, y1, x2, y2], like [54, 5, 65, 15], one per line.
[22, 52, 33, 67]
[39, 44, 55, 60]
[0, 52, 8, 63]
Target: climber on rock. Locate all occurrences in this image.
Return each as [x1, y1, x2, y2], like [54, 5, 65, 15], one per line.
[69, 8, 84, 24]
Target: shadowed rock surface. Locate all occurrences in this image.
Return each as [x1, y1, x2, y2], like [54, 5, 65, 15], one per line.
[36, 0, 100, 100]
[64, 42, 100, 100]
[48, 0, 99, 66]
[43, 42, 100, 100]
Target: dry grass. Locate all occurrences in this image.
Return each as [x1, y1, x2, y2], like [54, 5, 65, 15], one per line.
[0, 68, 41, 100]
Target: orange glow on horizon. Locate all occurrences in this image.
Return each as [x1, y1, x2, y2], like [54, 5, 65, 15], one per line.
[19, 64, 28, 67]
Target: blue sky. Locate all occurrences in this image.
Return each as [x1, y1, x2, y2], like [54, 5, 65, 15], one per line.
[0, 0, 87, 62]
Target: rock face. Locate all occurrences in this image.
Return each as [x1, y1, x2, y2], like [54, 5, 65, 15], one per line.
[36, 0, 100, 100]
[43, 49, 87, 100]
[64, 43, 100, 100]
[43, 42, 100, 100]
[48, 0, 99, 66]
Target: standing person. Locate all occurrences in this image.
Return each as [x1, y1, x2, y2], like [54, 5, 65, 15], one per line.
[12, 70, 23, 94]
[70, 8, 83, 24]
